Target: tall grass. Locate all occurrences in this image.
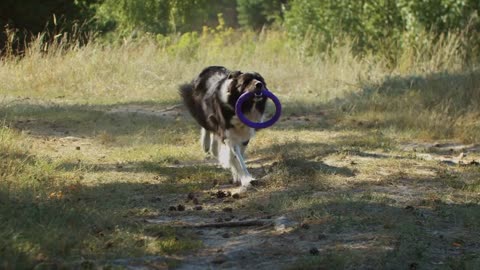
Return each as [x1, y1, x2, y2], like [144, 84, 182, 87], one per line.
[338, 30, 480, 142]
[0, 29, 379, 106]
[1, 25, 479, 141]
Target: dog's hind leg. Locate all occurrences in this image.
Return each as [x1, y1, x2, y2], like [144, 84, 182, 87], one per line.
[218, 141, 231, 169]
[209, 133, 219, 158]
[200, 128, 210, 153]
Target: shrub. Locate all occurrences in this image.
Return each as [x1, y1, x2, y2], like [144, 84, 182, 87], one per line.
[236, 0, 285, 29]
[284, 0, 480, 61]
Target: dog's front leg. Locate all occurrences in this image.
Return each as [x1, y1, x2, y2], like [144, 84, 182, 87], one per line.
[226, 141, 255, 187]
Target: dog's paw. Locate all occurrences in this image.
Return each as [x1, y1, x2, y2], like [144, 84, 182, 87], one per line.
[236, 182, 260, 193]
[249, 179, 264, 187]
[240, 176, 256, 188]
[231, 173, 240, 183]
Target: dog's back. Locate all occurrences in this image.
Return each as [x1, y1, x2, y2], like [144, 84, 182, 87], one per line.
[179, 66, 229, 131]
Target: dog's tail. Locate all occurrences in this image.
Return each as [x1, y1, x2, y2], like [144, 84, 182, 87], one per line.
[180, 83, 212, 154]
[179, 83, 195, 113]
[179, 83, 208, 128]
[200, 127, 211, 153]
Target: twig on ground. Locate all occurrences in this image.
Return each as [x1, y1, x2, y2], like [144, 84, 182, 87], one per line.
[180, 219, 273, 228]
[158, 104, 183, 113]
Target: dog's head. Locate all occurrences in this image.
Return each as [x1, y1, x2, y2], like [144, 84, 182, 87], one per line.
[225, 71, 268, 112]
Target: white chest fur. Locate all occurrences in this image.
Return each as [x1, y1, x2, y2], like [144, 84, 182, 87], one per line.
[227, 110, 263, 144]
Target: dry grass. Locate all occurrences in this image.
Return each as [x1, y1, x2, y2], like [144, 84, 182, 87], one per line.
[1, 27, 479, 141]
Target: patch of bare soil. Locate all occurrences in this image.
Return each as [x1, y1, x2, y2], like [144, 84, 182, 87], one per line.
[11, 103, 186, 159]
[107, 104, 185, 119]
[401, 141, 480, 165]
[142, 195, 371, 270]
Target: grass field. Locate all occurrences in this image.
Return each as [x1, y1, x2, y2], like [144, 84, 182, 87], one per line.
[1, 29, 480, 269]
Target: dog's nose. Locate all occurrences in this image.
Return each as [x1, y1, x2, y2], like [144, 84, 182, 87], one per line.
[255, 81, 263, 92]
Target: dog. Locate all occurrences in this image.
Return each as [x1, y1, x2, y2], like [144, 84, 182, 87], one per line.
[179, 66, 268, 188]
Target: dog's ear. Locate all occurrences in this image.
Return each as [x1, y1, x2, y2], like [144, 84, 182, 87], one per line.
[227, 71, 242, 80]
[253, 72, 265, 84]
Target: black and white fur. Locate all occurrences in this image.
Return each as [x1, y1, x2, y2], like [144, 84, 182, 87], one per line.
[179, 66, 268, 188]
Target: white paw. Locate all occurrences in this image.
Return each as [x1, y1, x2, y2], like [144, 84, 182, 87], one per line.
[236, 180, 257, 193]
[240, 175, 256, 187]
[232, 174, 241, 184]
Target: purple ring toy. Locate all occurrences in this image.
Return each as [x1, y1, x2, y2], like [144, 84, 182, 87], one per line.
[235, 89, 282, 129]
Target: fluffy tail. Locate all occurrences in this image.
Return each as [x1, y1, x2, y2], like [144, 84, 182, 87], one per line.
[179, 83, 208, 128]
[200, 127, 210, 153]
[179, 83, 195, 114]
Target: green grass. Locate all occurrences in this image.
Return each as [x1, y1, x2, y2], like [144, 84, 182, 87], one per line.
[0, 126, 203, 269]
[1, 28, 480, 269]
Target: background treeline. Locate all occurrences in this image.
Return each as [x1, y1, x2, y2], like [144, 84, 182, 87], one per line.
[1, 0, 480, 59]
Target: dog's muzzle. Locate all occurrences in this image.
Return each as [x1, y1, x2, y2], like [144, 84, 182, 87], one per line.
[253, 82, 264, 101]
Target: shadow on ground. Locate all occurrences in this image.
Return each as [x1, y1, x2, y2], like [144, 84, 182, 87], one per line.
[0, 100, 188, 139]
[2, 166, 479, 269]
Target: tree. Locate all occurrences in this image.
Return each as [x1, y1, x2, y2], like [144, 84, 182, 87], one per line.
[284, 0, 480, 54]
[0, 0, 96, 54]
[236, 0, 285, 29]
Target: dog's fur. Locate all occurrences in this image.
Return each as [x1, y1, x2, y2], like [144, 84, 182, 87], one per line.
[179, 66, 268, 187]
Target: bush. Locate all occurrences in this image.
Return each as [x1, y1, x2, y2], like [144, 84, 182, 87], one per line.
[93, 0, 171, 35]
[0, 0, 97, 54]
[236, 0, 285, 29]
[92, 0, 239, 36]
[284, 0, 480, 60]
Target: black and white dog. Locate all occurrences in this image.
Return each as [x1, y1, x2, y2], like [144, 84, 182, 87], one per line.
[180, 66, 268, 188]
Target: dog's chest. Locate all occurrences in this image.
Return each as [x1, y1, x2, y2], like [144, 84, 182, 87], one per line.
[228, 110, 263, 143]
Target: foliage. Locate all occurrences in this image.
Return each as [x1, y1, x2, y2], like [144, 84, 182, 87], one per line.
[0, 0, 94, 32]
[397, 0, 480, 33]
[285, 0, 403, 54]
[3, 0, 479, 62]
[236, 0, 285, 29]
[0, 0, 97, 54]
[92, 0, 238, 35]
[94, 0, 172, 35]
[284, 0, 480, 59]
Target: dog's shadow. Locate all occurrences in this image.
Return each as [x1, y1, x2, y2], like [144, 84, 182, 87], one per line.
[278, 158, 354, 176]
[249, 158, 355, 188]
